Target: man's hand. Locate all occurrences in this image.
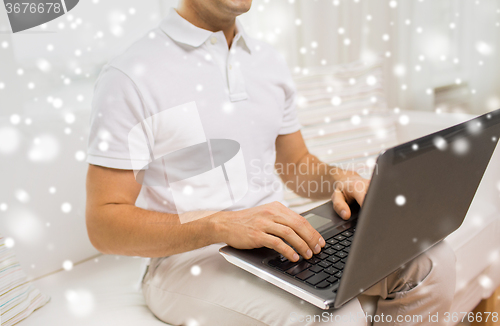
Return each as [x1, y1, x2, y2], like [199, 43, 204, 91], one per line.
[331, 171, 370, 220]
[214, 201, 325, 262]
[275, 131, 370, 220]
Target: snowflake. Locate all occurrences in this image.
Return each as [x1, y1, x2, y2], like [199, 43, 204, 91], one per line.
[53, 98, 63, 109]
[5, 237, 15, 248]
[65, 289, 95, 317]
[395, 195, 406, 206]
[351, 115, 361, 125]
[476, 41, 493, 56]
[15, 189, 30, 203]
[331, 96, 342, 106]
[65, 113, 76, 124]
[398, 115, 410, 125]
[63, 260, 74, 271]
[433, 137, 447, 151]
[366, 75, 377, 86]
[452, 138, 469, 156]
[190, 265, 201, 276]
[61, 203, 72, 213]
[75, 151, 86, 161]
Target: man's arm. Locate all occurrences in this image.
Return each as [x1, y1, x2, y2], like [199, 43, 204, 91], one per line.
[275, 130, 369, 220]
[86, 164, 325, 260]
[85, 164, 221, 257]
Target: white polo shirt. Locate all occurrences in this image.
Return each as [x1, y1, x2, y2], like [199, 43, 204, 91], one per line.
[87, 8, 301, 214]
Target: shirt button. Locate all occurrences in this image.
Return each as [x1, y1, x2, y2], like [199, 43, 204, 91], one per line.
[229, 64, 233, 70]
[210, 37, 217, 45]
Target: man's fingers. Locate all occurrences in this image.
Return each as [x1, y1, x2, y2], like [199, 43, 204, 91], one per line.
[351, 179, 369, 206]
[265, 223, 313, 259]
[271, 206, 325, 253]
[262, 234, 300, 262]
[332, 188, 350, 220]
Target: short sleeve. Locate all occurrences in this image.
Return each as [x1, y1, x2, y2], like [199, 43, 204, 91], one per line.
[278, 64, 301, 135]
[86, 66, 147, 170]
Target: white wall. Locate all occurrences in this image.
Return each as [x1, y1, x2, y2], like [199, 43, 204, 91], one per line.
[3, 0, 499, 114]
[241, 0, 500, 114]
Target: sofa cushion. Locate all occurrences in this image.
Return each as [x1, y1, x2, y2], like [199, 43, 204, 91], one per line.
[21, 255, 167, 326]
[0, 234, 50, 326]
[446, 214, 500, 315]
[286, 58, 398, 208]
[446, 213, 500, 293]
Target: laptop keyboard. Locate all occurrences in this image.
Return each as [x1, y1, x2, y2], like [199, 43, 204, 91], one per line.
[267, 227, 355, 291]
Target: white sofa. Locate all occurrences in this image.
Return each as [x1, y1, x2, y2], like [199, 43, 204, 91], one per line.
[12, 110, 499, 326]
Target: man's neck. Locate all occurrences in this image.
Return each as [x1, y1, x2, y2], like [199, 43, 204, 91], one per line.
[176, 4, 236, 48]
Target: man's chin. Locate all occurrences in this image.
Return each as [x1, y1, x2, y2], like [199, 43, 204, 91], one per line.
[225, 0, 252, 15]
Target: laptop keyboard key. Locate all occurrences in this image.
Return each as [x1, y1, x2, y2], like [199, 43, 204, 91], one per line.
[309, 265, 323, 273]
[340, 240, 351, 246]
[316, 280, 331, 289]
[315, 252, 329, 260]
[335, 251, 348, 258]
[327, 256, 340, 263]
[267, 226, 357, 285]
[324, 248, 336, 255]
[326, 238, 338, 245]
[268, 258, 298, 271]
[333, 262, 345, 270]
[285, 261, 311, 276]
[341, 231, 353, 237]
[334, 235, 346, 241]
[306, 257, 321, 265]
[306, 271, 329, 285]
[296, 270, 315, 281]
[324, 267, 338, 275]
[318, 261, 331, 268]
[332, 244, 344, 251]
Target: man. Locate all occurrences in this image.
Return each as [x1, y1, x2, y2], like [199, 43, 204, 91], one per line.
[86, 0, 456, 325]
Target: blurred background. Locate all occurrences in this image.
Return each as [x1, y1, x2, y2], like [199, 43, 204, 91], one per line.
[0, 0, 499, 279]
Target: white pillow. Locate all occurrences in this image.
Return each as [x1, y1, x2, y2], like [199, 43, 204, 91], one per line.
[285, 58, 398, 209]
[0, 234, 50, 325]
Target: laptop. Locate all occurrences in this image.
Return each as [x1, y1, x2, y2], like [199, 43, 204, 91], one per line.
[219, 108, 500, 309]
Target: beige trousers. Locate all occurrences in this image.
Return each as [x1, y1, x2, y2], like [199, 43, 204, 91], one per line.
[142, 242, 456, 326]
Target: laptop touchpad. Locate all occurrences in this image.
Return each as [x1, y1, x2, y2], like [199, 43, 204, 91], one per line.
[304, 213, 332, 230]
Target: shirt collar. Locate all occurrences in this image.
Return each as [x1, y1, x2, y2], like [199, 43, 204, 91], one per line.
[235, 18, 253, 54]
[160, 8, 253, 53]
